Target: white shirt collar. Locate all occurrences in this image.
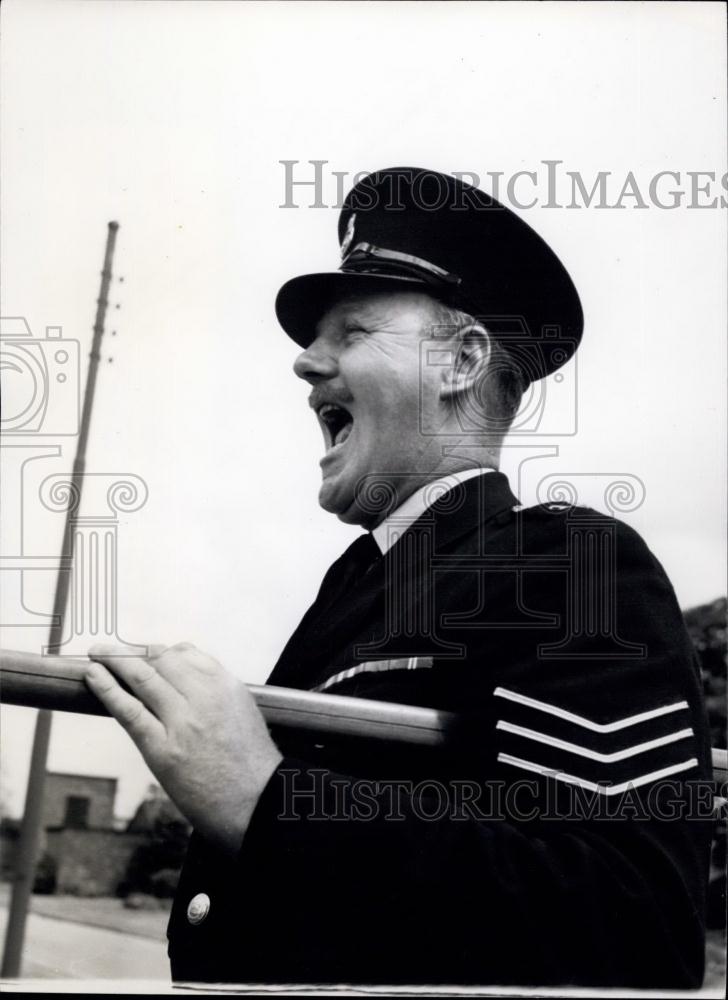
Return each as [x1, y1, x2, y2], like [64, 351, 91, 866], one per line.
[371, 467, 495, 555]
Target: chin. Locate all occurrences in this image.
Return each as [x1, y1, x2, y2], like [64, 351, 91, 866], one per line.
[319, 478, 350, 515]
[318, 479, 371, 527]
[335, 507, 368, 527]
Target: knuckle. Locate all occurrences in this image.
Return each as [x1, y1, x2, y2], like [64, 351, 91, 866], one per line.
[201, 658, 223, 678]
[131, 665, 157, 688]
[89, 643, 137, 659]
[145, 644, 168, 660]
[88, 643, 112, 659]
[163, 735, 187, 769]
[120, 702, 143, 728]
[187, 651, 221, 677]
[98, 685, 119, 705]
[170, 641, 196, 653]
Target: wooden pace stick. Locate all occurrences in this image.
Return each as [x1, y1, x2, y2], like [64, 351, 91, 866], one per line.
[0, 648, 453, 748]
[1, 648, 726, 780]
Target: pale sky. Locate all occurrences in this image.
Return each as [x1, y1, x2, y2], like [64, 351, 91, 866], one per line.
[1, 0, 726, 820]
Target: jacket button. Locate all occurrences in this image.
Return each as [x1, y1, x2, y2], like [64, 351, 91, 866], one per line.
[186, 892, 210, 925]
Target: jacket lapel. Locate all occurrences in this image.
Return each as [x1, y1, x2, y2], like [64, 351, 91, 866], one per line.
[424, 471, 519, 555]
[268, 472, 520, 688]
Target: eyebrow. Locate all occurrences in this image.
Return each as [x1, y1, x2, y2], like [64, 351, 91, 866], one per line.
[337, 300, 377, 321]
[343, 312, 375, 327]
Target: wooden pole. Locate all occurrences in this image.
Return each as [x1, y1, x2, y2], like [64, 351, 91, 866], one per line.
[0, 648, 454, 748]
[1, 222, 119, 978]
[1, 646, 726, 782]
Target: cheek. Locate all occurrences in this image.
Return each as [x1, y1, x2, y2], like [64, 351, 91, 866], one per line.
[361, 387, 420, 436]
[343, 348, 427, 436]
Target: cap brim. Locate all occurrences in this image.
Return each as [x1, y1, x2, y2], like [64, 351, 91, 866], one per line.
[275, 271, 429, 349]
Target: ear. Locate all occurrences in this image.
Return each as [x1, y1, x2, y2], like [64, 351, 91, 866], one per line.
[439, 322, 492, 401]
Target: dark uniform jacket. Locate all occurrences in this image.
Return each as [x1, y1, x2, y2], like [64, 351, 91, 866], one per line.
[167, 472, 713, 987]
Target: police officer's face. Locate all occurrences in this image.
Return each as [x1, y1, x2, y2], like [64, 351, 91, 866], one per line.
[293, 290, 447, 527]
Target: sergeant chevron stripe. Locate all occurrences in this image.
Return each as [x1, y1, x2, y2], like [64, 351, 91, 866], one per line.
[495, 720, 694, 762]
[497, 752, 699, 794]
[493, 686, 689, 732]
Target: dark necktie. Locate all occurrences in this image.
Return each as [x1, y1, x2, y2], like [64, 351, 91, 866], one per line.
[334, 531, 382, 593]
[267, 533, 383, 689]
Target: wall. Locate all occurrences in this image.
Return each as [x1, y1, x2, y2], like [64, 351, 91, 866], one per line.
[45, 828, 147, 896]
[42, 773, 117, 830]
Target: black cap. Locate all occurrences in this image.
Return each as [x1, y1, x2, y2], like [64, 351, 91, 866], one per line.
[275, 167, 583, 383]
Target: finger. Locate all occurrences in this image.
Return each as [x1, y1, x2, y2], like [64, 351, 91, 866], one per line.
[146, 643, 170, 660]
[87, 642, 145, 657]
[88, 644, 185, 719]
[134, 641, 199, 696]
[84, 660, 164, 746]
[145, 641, 223, 697]
[151, 641, 198, 670]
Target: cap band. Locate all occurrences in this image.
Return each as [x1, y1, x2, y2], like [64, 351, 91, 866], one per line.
[341, 242, 462, 289]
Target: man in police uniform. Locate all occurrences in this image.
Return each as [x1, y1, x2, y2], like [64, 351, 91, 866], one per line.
[86, 168, 713, 987]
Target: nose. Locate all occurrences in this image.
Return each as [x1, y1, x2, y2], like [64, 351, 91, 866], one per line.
[293, 337, 338, 384]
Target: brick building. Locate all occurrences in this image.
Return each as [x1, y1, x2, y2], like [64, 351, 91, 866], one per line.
[44, 827, 147, 896]
[8, 773, 189, 897]
[41, 772, 117, 831]
[36, 772, 140, 896]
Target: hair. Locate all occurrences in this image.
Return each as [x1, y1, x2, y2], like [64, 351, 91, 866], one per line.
[425, 299, 526, 428]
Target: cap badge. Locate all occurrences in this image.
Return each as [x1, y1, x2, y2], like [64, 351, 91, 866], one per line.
[340, 213, 356, 260]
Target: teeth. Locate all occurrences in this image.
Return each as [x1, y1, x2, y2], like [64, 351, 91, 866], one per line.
[335, 423, 352, 447]
[316, 402, 353, 450]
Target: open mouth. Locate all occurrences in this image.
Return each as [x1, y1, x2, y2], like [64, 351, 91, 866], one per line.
[317, 402, 354, 452]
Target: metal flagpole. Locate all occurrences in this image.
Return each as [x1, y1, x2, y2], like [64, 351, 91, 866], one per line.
[1, 221, 120, 978]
